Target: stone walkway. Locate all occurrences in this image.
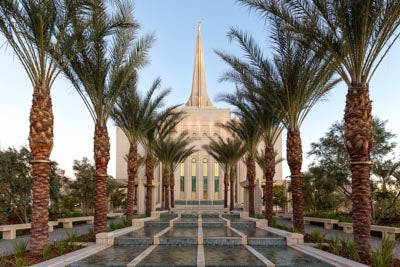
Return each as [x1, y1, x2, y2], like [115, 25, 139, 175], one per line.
[0, 218, 122, 257]
[275, 218, 400, 259]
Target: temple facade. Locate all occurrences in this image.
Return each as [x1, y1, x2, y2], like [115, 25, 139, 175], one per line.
[115, 24, 283, 213]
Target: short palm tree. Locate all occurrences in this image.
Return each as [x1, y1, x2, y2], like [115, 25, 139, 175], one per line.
[112, 77, 166, 221]
[154, 133, 196, 210]
[219, 118, 262, 216]
[217, 87, 282, 223]
[203, 137, 231, 208]
[0, 0, 86, 254]
[142, 107, 184, 216]
[62, 1, 154, 233]
[169, 137, 197, 208]
[204, 136, 245, 211]
[240, 0, 400, 260]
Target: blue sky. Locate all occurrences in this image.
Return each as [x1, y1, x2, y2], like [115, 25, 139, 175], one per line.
[1, 0, 400, 179]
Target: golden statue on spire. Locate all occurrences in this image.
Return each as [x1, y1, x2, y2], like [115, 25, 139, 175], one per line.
[198, 21, 201, 32]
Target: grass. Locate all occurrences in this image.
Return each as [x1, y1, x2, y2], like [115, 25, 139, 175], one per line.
[109, 219, 131, 231]
[309, 229, 324, 247]
[13, 240, 28, 259]
[42, 245, 52, 260]
[372, 238, 396, 267]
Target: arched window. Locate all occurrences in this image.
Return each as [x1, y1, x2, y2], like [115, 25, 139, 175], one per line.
[191, 158, 196, 199]
[214, 162, 219, 199]
[203, 158, 208, 199]
[180, 162, 185, 199]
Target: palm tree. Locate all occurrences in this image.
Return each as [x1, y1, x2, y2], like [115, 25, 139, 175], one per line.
[220, 22, 337, 230]
[142, 107, 184, 216]
[154, 133, 196, 210]
[0, 0, 86, 254]
[204, 136, 245, 211]
[112, 77, 167, 221]
[62, 1, 154, 233]
[255, 150, 284, 221]
[169, 137, 197, 208]
[239, 0, 400, 260]
[203, 137, 230, 208]
[219, 118, 262, 216]
[217, 87, 282, 223]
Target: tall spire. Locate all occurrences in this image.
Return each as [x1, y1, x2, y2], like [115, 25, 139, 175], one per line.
[185, 21, 214, 108]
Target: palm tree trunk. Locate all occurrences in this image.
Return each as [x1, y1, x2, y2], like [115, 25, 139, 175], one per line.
[164, 168, 170, 210]
[287, 127, 304, 232]
[247, 155, 256, 217]
[344, 82, 373, 262]
[264, 144, 275, 225]
[29, 89, 53, 255]
[224, 170, 229, 208]
[145, 153, 154, 217]
[230, 167, 234, 211]
[126, 143, 137, 222]
[170, 172, 175, 208]
[93, 123, 110, 234]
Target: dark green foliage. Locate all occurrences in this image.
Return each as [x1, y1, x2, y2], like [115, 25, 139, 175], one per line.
[109, 219, 130, 231]
[272, 185, 288, 210]
[0, 147, 69, 223]
[372, 238, 396, 267]
[306, 118, 398, 215]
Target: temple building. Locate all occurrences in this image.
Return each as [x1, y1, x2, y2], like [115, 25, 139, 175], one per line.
[115, 23, 283, 214]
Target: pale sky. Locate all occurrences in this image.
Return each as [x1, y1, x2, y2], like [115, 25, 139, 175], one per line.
[1, 0, 400, 179]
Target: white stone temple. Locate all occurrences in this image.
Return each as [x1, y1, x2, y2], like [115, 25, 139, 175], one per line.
[115, 23, 283, 214]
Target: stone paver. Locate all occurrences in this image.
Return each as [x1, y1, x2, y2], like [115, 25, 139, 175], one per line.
[275, 218, 400, 259]
[0, 218, 122, 257]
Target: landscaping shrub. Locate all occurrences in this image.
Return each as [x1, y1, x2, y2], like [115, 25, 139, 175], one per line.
[12, 240, 28, 259]
[372, 238, 396, 267]
[310, 229, 324, 245]
[42, 244, 52, 260]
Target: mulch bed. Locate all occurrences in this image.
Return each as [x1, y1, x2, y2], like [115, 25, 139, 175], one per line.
[0, 245, 83, 267]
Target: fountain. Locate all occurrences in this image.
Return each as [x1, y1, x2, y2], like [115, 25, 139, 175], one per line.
[69, 211, 337, 266]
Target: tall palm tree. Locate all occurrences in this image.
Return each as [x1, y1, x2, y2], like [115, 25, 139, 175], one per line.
[217, 87, 282, 223]
[255, 150, 284, 221]
[220, 23, 337, 230]
[0, 0, 86, 254]
[62, 1, 154, 233]
[142, 107, 184, 216]
[154, 133, 196, 210]
[204, 136, 245, 211]
[219, 118, 262, 216]
[239, 0, 400, 260]
[112, 77, 167, 221]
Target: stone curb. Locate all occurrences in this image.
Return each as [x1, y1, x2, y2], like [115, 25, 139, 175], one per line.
[96, 226, 139, 245]
[153, 226, 171, 245]
[290, 244, 369, 267]
[259, 226, 304, 246]
[127, 245, 157, 267]
[244, 245, 275, 267]
[31, 244, 111, 267]
[197, 244, 205, 267]
[229, 226, 247, 245]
